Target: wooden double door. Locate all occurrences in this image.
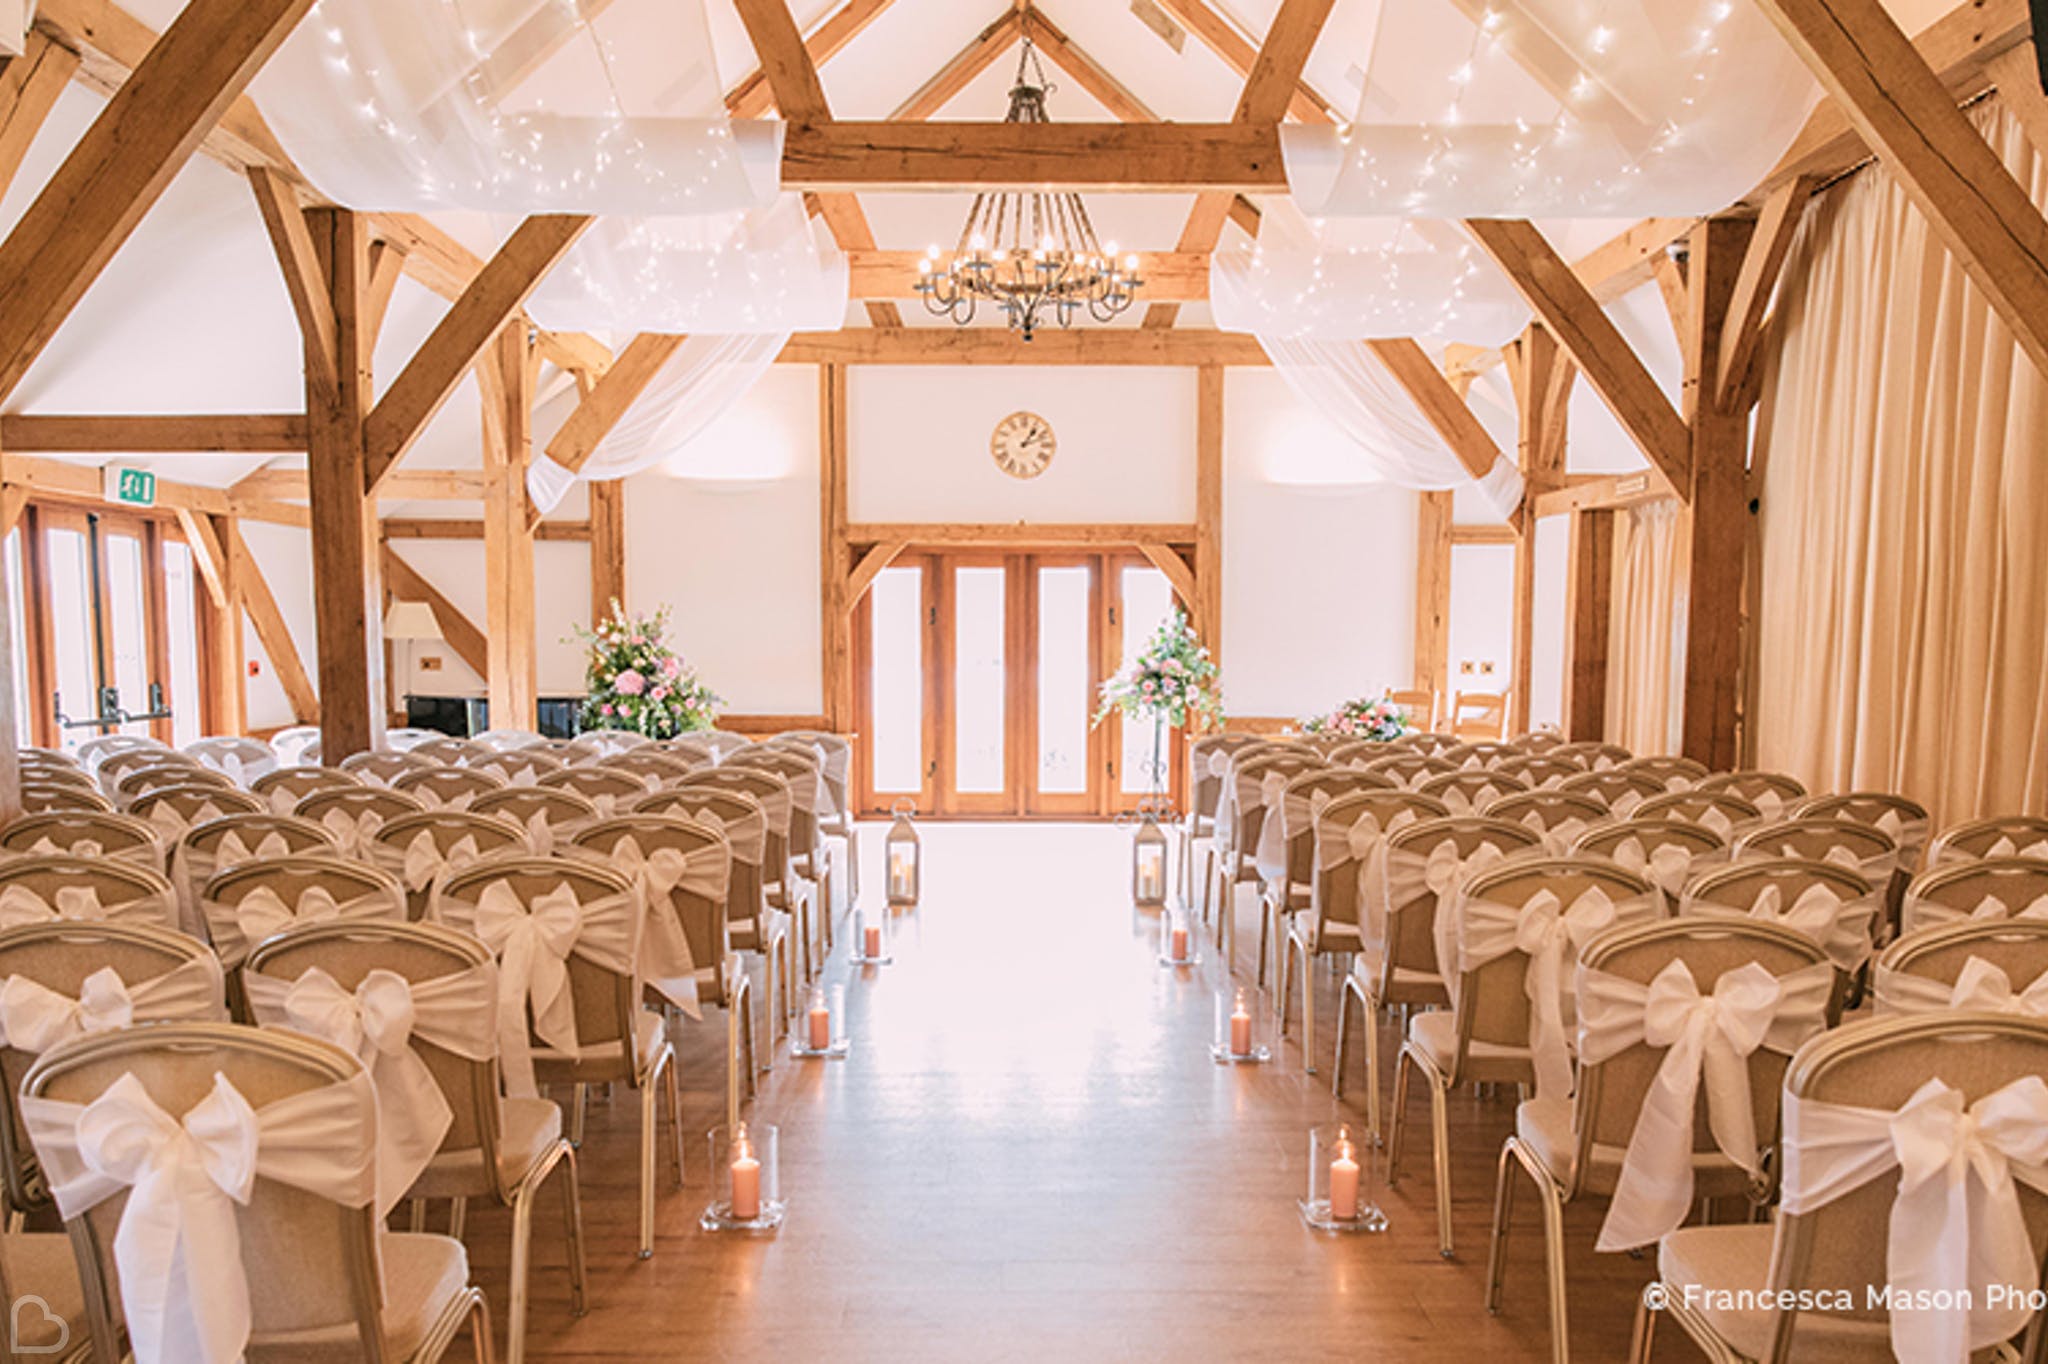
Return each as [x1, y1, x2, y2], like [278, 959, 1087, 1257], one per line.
[853, 549, 1189, 818]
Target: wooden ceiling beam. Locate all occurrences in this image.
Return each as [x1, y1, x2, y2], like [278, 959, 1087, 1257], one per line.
[1715, 176, 1818, 410]
[783, 120, 1288, 192]
[0, 450, 231, 513]
[1020, 9, 1156, 123]
[0, 32, 80, 200]
[731, 0, 831, 123]
[0, 412, 307, 452]
[247, 166, 339, 394]
[232, 467, 489, 503]
[380, 545, 489, 681]
[1364, 338, 1504, 483]
[542, 333, 687, 479]
[1149, 0, 1338, 123]
[889, 10, 1023, 121]
[728, 0, 896, 118]
[227, 519, 318, 723]
[778, 327, 1267, 366]
[384, 518, 591, 543]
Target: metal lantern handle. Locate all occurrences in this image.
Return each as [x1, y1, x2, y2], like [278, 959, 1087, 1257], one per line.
[889, 798, 918, 819]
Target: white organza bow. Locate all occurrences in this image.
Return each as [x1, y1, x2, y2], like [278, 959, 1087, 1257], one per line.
[413, 786, 477, 812]
[608, 834, 729, 1018]
[210, 829, 293, 870]
[0, 959, 224, 1053]
[317, 807, 385, 859]
[1377, 840, 1512, 989]
[1316, 808, 1418, 951]
[520, 809, 559, 855]
[208, 885, 395, 966]
[1876, 957, 2048, 1018]
[1698, 882, 1877, 972]
[1456, 885, 1659, 1099]
[393, 831, 482, 893]
[1985, 834, 2048, 861]
[1521, 809, 1591, 856]
[1250, 772, 1295, 871]
[1439, 781, 1506, 815]
[27, 835, 103, 860]
[1611, 837, 1698, 898]
[21, 1069, 377, 1364]
[1609, 788, 1646, 817]
[689, 806, 765, 867]
[146, 800, 226, 837]
[1577, 958, 1832, 1249]
[246, 963, 496, 1214]
[1781, 1076, 2048, 1363]
[0, 883, 110, 928]
[1872, 807, 1929, 871]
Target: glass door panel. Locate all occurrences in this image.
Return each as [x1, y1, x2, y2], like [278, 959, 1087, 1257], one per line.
[163, 541, 202, 747]
[866, 564, 928, 799]
[101, 530, 153, 738]
[949, 564, 1008, 802]
[1034, 564, 1092, 799]
[1116, 563, 1180, 803]
[4, 534, 28, 749]
[45, 527, 95, 752]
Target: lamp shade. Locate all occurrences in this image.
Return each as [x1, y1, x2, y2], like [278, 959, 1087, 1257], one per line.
[383, 599, 442, 641]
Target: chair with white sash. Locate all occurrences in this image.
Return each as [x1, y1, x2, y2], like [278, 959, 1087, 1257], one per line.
[567, 816, 753, 1116]
[1618, 755, 1709, 792]
[407, 738, 490, 768]
[73, 734, 164, 774]
[171, 812, 337, 939]
[1184, 734, 1263, 927]
[1556, 769, 1665, 817]
[1694, 769, 1807, 823]
[631, 787, 787, 1048]
[17, 782, 114, 816]
[20, 1022, 493, 1364]
[563, 730, 651, 763]
[1927, 814, 2048, 867]
[1418, 767, 1528, 816]
[394, 766, 507, 812]
[0, 857, 179, 935]
[1794, 791, 1930, 938]
[1359, 751, 1457, 790]
[246, 918, 581, 1364]
[371, 811, 529, 921]
[469, 787, 599, 857]
[1732, 818, 1899, 944]
[1442, 740, 1520, 771]
[1630, 789, 1762, 842]
[1213, 750, 1325, 964]
[0, 810, 163, 869]
[1257, 768, 1396, 993]
[383, 727, 452, 752]
[114, 762, 232, 809]
[1397, 731, 1463, 759]
[1634, 1013, 2048, 1364]
[596, 749, 695, 791]
[469, 749, 565, 787]
[267, 725, 320, 767]
[1899, 857, 2048, 936]
[1484, 791, 1608, 856]
[1509, 731, 1567, 755]
[726, 745, 832, 945]
[1486, 917, 1833, 1364]
[0, 1223, 89, 1358]
[0, 921, 226, 1218]
[1681, 859, 1877, 982]
[1492, 754, 1581, 790]
[471, 728, 547, 753]
[1322, 739, 1384, 769]
[127, 784, 263, 845]
[19, 760, 95, 791]
[340, 749, 434, 787]
[1388, 857, 1657, 1257]
[766, 731, 856, 900]
[1572, 819, 1725, 908]
[1549, 741, 1632, 772]
[90, 747, 187, 794]
[249, 763, 361, 815]
[200, 855, 405, 973]
[677, 767, 813, 981]
[659, 734, 722, 767]
[1874, 917, 2048, 1020]
[434, 859, 682, 1264]
[182, 736, 277, 786]
[1199, 739, 1282, 922]
[1334, 810, 1524, 1140]
[696, 731, 753, 762]
[295, 786, 428, 861]
[536, 765, 652, 819]
[1280, 788, 1443, 1081]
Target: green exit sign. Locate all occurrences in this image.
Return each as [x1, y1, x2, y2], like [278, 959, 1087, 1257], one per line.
[104, 466, 156, 507]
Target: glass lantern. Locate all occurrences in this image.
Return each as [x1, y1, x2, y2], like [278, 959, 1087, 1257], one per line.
[1300, 1123, 1387, 1233]
[1211, 985, 1269, 1064]
[1158, 904, 1198, 967]
[701, 1121, 783, 1231]
[854, 903, 892, 965]
[885, 799, 920, 907]
[1132, 806, 1169, 909]
[791, 983, 849, 1058]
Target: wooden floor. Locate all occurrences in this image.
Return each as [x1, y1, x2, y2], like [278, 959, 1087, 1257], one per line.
[461, 823, 1684, 1362]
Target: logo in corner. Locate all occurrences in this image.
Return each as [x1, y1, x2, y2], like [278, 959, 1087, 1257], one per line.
[11, 1295, 70, 1355]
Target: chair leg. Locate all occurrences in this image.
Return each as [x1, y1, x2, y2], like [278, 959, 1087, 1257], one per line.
[1536, 1169, 1571, 1363]
[1333, 978, 1353, 1100]
[1386, 1048, 1413, 1187]
[637, 1076, 657, 1259]
[450, 1196, 468, 1239]
[1429, 1075, 1455, 1258]
[1256, 895, 1274, 990]
[1484, 1139, 1522, 1313]
[1275, 925, 1293, 1038]
[468, 1289, 497, 1364]
[567, 1083, 587, 1148]
[1299, 945, 1318, 1075]
[557, 1145, 589, 1313]
[740, 980, 759, 1100]
[665, 1053, 686, 1188]
[1627, 1294, 1657, 1364]
[1363, 992, 1384, 1147]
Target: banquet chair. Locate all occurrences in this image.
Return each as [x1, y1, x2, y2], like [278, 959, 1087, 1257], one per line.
[1323, 739, 1385, 769]
[341, 749, 435, 787]
[1926, 813, 2048, 865]
[1572, 819, 1725, 906]
[766, 731, 857, 900]
[201, 853, 405, 973]
[16, 782, 113, 816]
[726, 745, 832, 940]
[660, 734, 722, 767]
[468, 749, 565, 787]
[563, 730, 650, 763]
[1681, 859, 1876, 980]
[1399, 732, 1465, 759]
[469, 787, 599, 857]
[126, 782, 264, 842]
[471, 728, 547, 753]
[395, 765, 508, 811]
[1486, 917, 1834, 1364]
[183, 735, 278, 785]
[1442, 740, 1520, 770]
[1201, 739, 1285, 911]
[250, 762, 361, 814]
[1448, 691, 1510, 741]
[372, 811, 529, 920]
[1694, 769, 1807, 823]
[1792, 791, 1929, 936]
[1556, 769, 1666, 816]
[0, 1226, 89, 1359]
[1491, 754, 1581, 790]
[295, 785, 428, 860]
[0, 920, 226, 1217]
[1873, 915, 2048, 1017]
[676, 767, 810, 979]
[384, 727, 453, 751]
[1417, 767, 1528, 815]
[20, 1022, 495, 1364]
[1549, 741, 1632, 772]
[537, 765, 652, 818]
[1334, 814, 1530, 1137]
[171, 811, 337, 937]
[1277, 787, 1442, 1076]
[113, 760, 232, 808]
[17, 761, 95, 791]
[268, 724, 321, 767]
[1359, 751, 1456, 790]
[246, 917, 581, 1364]
[632, 786, 788, 1048]
[91, 747, 190, 794]
[697, 731, 753, 762]
[1483, 790, 1608, 855]
[436, 858, 683, 1265]
[1212, 749, 1325, 963]
[0, 856, 178, 933]
[73, 733, 164, 773]
[1898, 856, 2048, 935]
[408, 738, 491, 768]
[0, 809, 162, 868]
[1629, 789, 1762, 840]
[1385, 688, 1438, 732]
[1616, 755, 1709, 791]
[1633, 1013, 2048, 1364]
[1507, 732, 1567, 755]
[596, 749, 695, 790]
[1733, 818, 1899, 943]
[1184, 734, 1266, 924]
[1388, 857, 1656, 1257]
[1258, 768, 1398, 996]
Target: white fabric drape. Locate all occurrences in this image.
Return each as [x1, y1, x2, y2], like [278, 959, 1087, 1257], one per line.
[1683, 880, 1877, 974]
[201, 886, 399, 967]
[1751, 102, 2048, 826]
[0, 960, 225, 1053]
[1606, 500, 1686, 755]
[1875, 957, 2048, 1018]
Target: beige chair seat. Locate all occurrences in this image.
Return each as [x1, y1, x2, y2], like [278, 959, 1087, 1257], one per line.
[1351, 957, 1448, 1001]
[1299, 918, 1362, 953]
[1516, 1097, 1754, 1198]
[1657, 1224, 1895, 1363]
[250, 1232, 472, 1360]
[415, 1096, 564, 1198]
[534, 1009, 668, 1083]
[3, 1232, 83, 1353]
[729, 906, 789, 954]
[1407, 1009, 1532, 1078]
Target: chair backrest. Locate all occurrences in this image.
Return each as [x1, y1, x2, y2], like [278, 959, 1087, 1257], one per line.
[173, 813, 338, 918]
[1899, 857, 2048, 935]
[74, 734, 166, 773]
[596, 749, 696, 789]
[391, 764, 506, 809]
[17, 782, 115, 815]
[471, 728, 547, 752]
[292, 785, 427, 855]
[381, 727, 450, 751]
[632, 787, 770, 930]
[268, 725, 321, 767]
[1307, 789, 1449, 942]
[1378, 814, 1538, 991]
[1275, 767, 1399, 883]
[1733, 817, 1896, 878]
[182, 736, 278, 784]
[1396, 731, 1463, 758]
[1359, 751, 1457, 789]
[468, 786, 598, 854]
[1557, 768, 1668, 814]
[1694, 769, 1808, 822]
[1682, 857, 1878, 973]
[1618, 754, 1710, 790]
[659, 734, 721, 767]
[1507, 731, 1566, 754]
[1926, 815, 2048, 866]
[1228, 750, 1325, 856]
[1491, 753, 1582, 789]
[21, 1022, 393, 1359]
[678, 766, 793, 876]
[0, 921, 225, 1213]
[1417, 767, 1528, 814]
[114, 761, 232, 806]
[1550, 740, 1632, 772]
[19, 761, 96, 790]
[570, 815, 733, 1002]
[1573, 818, 1725, 899]
[1189, 733, 1267, 819]
[126, 783, 264, 839]
[1630, 789, 1763, 840]
[725, 747, 823, 853]
[0, 855, 179, 932]
[337, 750, 432, 786]
[537, 764, 655, 816]
[564, 729, 652, 762]
[1441, 740, 1519, 770]
[0, 810, 161, 867]
[763, 732, 852, 819]
[92, 747, 189, 793]
[1384, 688, 1436, 731]
[368, 810, 529, 918]
[1448, 690, 1509, 741]
[201, 854, 407, 965]
[249, 764, 361, 815]
[405, 737, 489, 767]
[698, 731, 753, 761]
[1791, 791, 1929, 874]
[1481, 790, 1608, 849]
[1875, 916, 2048, 1012]
[468, 748, 566, 786]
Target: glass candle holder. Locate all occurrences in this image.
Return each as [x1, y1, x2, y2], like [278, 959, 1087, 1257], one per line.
[1158, 905, 1198, 967]
[854, 904, 892, 965]
[1211, 986, 1269, 1063]
[701, 1121, 783, 1232]
[1132, 813, 1169, 908]
[885, 800, 920, 907]
[1300, 1123, 1387, 1233]
[792, 983, 849, 1058]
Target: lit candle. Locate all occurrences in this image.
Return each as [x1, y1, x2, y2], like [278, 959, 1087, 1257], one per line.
[730, 1125, 761, 1221]
[1329, 1128, 1360, 1221]
[864, 922, 883, 960]
[807, 990, 831, 1051]
[1170, 923, 1189, 962]
[1230, 989, 1252, 1057]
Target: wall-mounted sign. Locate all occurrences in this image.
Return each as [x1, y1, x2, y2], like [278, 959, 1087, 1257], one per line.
[104, 466, 157, 508]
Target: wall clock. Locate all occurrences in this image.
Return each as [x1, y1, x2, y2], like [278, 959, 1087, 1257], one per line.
[990, 410, 1055, 480]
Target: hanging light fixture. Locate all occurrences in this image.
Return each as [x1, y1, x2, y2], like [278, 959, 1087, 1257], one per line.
[916, 38, 1144, 340]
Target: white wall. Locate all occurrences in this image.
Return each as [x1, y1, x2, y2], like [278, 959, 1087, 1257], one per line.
[1528, 516, 1570, 731]
[237, 522, 315, 733]
[1447, 543, 1515, 699]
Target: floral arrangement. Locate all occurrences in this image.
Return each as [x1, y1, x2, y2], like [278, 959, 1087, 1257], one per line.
[1301, 694, 1416, 742]
[1095, 608, 1223, 731]
[574, 602, 721, 738]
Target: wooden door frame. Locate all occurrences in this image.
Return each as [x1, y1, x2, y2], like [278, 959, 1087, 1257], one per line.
[1021, 550, 1105, 818]
[851, 552, 938, 817]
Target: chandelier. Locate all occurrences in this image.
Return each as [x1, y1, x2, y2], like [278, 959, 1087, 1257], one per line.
[916, 40, 1143, 340]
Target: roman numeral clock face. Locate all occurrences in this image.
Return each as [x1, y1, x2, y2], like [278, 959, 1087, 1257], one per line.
[991, 411, 1055, 480]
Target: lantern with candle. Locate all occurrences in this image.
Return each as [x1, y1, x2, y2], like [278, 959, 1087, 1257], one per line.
[1211, 985, 1269, 1063]
[885, 799, 921, 908]
[702, 1121, 783, 1231]
[854, 903, 892, 965]
[1300, 1123, 1385, 1232]
[791, 983, 849, 1057]
[1158, 903, 1196, 967]
[1131, 802, 1170, 909]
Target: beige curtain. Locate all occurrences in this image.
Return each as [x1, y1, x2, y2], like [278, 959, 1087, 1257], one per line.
[1751, 101, 2048, 824]
[1606, 500, 1687, 755]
